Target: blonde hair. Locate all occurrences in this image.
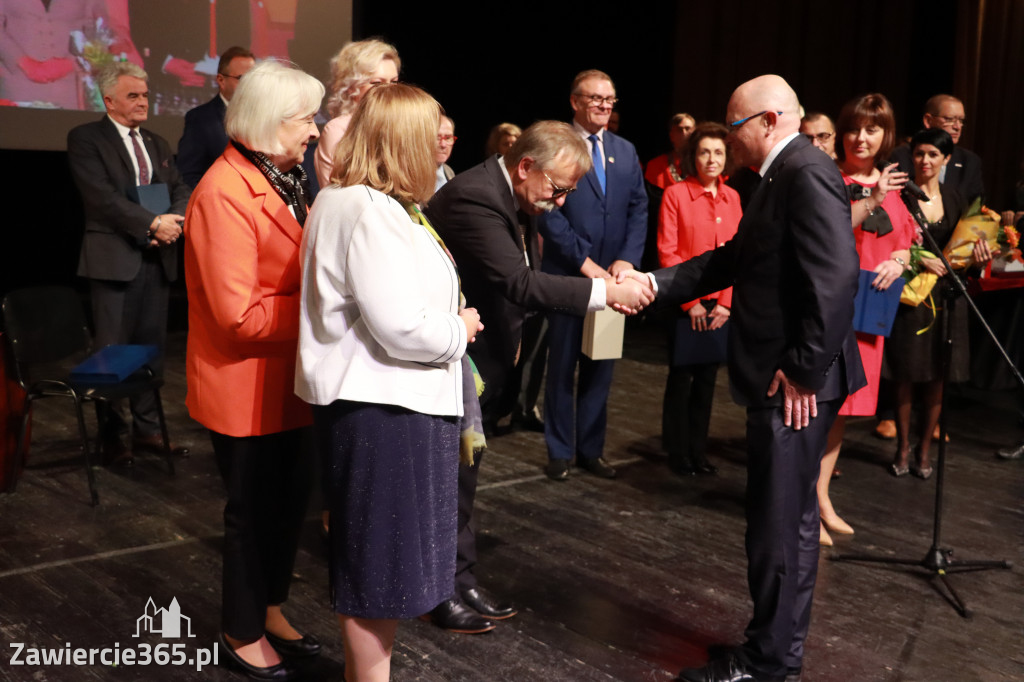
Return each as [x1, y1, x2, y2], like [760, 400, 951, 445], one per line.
[485, 122, 522, 157]
[225, 60, 324, 156]
[331, 83, 439, 205]
[325, 38, 401, 118]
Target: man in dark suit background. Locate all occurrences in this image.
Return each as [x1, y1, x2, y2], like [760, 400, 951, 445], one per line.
[176, 46, 254, 188]
[538, 69, 648, 482]
[423, 120, 653, 633]
[891, 94, 985, 204]
[67, 62, 191, 464]
[635, 75, 864, 682]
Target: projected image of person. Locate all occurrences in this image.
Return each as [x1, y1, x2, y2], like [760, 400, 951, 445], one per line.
[0, 0, 110, 108]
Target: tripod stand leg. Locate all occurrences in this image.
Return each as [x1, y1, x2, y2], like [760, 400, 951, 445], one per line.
[934, 572, 969, 618]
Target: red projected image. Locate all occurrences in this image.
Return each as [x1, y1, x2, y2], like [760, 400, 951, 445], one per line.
[0, 0, 296, 114]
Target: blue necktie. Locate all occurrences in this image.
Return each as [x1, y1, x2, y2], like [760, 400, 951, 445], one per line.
[589, 134, 605, 193]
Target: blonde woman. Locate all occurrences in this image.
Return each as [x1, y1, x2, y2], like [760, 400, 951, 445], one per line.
[298, 83, 482, 682]
[313, 38, 400, 186]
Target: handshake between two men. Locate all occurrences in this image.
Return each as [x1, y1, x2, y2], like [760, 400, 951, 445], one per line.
[585, 257, 656, 315]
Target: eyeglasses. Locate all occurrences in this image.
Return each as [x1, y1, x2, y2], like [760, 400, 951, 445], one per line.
[728, 110, 783, 129]
[936, 115, 966, 126]
[803, 131, 833, 143]
[438, 134, 457, 144]
[542, 171, 576, 199]
[575, 94, 619, 107]
[219, 73, 244, 81]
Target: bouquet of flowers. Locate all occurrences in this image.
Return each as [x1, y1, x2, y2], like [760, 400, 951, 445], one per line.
[942, 198, 1001, 269]
[69, 17, 119, 111]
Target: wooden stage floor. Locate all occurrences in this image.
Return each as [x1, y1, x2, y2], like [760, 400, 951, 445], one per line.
[1, 323, 1021, 681]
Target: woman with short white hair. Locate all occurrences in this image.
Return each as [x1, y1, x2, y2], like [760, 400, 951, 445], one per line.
[183, 59, 324, 681]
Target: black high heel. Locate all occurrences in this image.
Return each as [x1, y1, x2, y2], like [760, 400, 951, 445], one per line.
[219, 632, 296, 681]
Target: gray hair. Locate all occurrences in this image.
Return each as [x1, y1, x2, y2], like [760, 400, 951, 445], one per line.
[97, 62, 147, 96]
[504, 120, 591, 175]
[225, 60, 325, 156]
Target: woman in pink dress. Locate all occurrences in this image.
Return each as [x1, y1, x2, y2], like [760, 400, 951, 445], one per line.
[818, 93, 914, 546]
[314, 38, 399, 187]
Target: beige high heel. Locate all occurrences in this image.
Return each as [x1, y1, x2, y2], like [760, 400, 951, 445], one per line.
[821, 513, 854, 535]
[819, 523, 833, 546]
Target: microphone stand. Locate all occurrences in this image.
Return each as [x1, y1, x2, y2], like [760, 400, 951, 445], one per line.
[833, 190, 1017, 618]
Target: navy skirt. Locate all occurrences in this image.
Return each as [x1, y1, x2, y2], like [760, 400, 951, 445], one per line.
[312, 399, 459, 619]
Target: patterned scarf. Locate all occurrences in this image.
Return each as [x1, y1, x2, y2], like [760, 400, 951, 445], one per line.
[231, 141, 311, 225]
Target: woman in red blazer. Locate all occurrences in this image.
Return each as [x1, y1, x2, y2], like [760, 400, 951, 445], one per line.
[657, 122, 742, 477]
[183, 60, 323, 681]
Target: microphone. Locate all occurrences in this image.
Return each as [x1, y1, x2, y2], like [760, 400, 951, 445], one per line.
[875, 158, 930, 202]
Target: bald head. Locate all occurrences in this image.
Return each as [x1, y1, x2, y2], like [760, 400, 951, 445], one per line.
[922, 94, 965, 144]
[726, 75, 801, 167]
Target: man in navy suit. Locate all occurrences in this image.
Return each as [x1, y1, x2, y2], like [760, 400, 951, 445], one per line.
[538, 69, 648, 481]
[638, 75, 864, 682]
[67, 62, 191, 463]
[176, 46, 255, 188]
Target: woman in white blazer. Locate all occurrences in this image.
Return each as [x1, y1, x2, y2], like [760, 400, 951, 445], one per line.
[297, 83, 482, 682]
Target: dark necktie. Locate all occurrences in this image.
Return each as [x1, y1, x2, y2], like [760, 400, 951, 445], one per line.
[589, 134, 605, 193]
[129, 130, 150, 185]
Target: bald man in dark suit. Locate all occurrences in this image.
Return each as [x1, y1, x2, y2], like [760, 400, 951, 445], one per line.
[637, 75, 865, 682]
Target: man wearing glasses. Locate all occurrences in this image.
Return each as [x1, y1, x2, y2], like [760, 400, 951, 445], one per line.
[422, 120, 652, 634]
[434, 115, 457, 193]
[538, 69, 648, 482]
[177, 46, 255, 188]
[627, 74, 863, 682]
[799, 111, 837, 159]
[891, 94, 985, 204]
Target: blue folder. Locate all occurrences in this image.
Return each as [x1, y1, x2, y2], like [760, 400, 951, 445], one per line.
[672, 317, 729, 366]
[70, 345, 158, 384]
[852, 269, 904, 337]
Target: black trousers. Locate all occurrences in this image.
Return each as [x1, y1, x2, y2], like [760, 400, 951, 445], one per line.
[89, 260, 168, 437]
[210, 427, 313, 640]
[740, 397, 842, 678]
[661, 362, 718, 469]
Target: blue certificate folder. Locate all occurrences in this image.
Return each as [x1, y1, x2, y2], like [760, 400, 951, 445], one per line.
[852, 269, 904, 337]
[134, 183, 171, 214]
[70, 345, 158, 384]
[672, 317, 729, 366]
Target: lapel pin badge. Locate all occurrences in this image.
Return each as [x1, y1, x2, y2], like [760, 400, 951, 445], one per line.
[608, 156, 615, 164]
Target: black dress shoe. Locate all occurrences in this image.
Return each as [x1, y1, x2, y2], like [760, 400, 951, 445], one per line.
[577, 456, 617, 479]
[679, 654, 782, 682]
[545, 459, 570, 481]
[694, 462, 718, 476]
[426, 599, 496, 634]
[265, 631, 322, 659]
[133, 433, 190, 457]
[100, 437, 133, 467]
[219, 633, 296, 680]
[511, 411, 545, 433]
[461, 587, 517, 620]
[669, 462, 696, 477]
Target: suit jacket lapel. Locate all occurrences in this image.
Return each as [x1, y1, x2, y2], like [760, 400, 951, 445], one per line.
[225, 145, 304, 247]
[733, 136, 806, 255]
[99, 116, 136, 181]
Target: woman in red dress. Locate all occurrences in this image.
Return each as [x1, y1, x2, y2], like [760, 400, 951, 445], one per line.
[818, 94, 914, 546]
